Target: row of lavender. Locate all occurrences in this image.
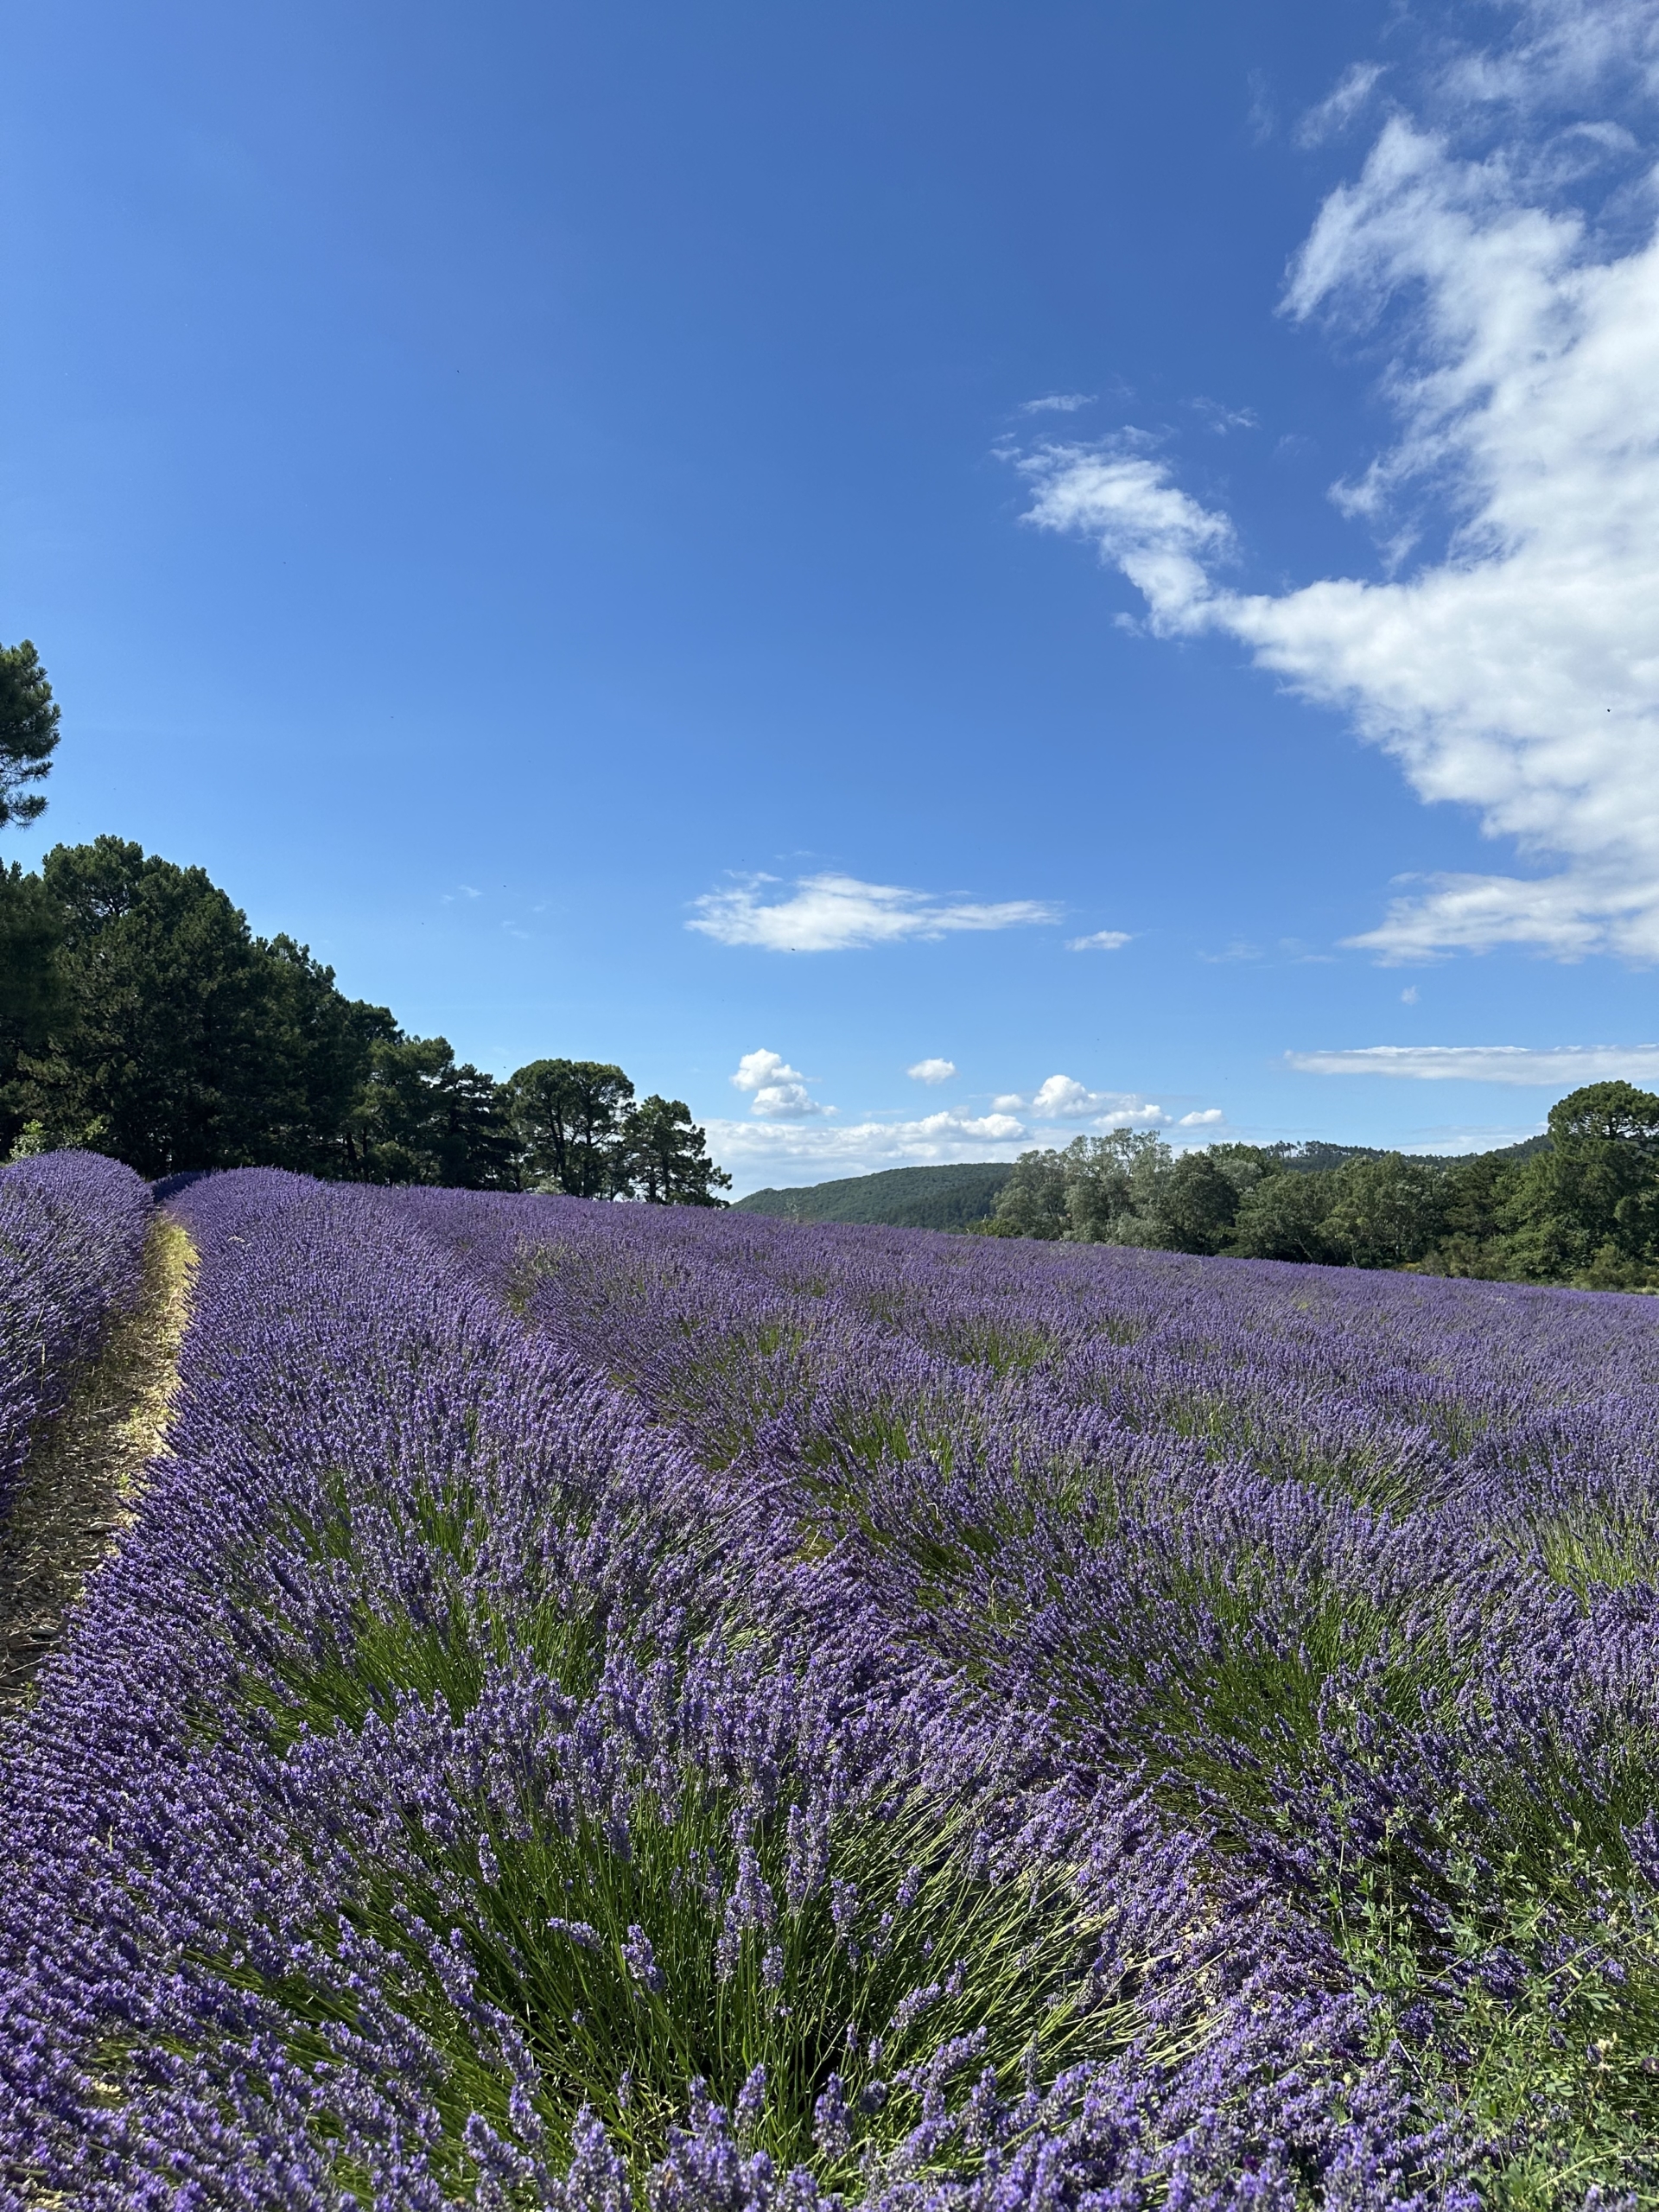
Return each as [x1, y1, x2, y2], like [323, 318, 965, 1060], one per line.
[416, 1191, 1659, 2202]
[0, 1171, 1331, 2211]
[0, 1150, 153, 1512]
[3, 1168, 1656, 2205]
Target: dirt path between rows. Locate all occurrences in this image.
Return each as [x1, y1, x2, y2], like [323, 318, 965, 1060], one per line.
[0, 1211, 195, 1709]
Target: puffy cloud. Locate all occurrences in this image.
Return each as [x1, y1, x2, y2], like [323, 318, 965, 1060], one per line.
[1066, 930, 1132, 951]
[906, 1058, 957, 1084]
[690, 873, 1060, 953]
[1018, 3, 1659, 963]
[997, 1073, 1169, 1124]
[1178, 1108, 1226, 1126]
[706, 1109, 1028, 1190]
[1287, 1042, 1659, 1085]
[730, 1047, 823, 1118]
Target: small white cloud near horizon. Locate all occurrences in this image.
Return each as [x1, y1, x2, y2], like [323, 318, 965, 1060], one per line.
[1179, 1108, 1225, 1126]
[705, 1108, 1027, 1186]
[1014, 3, 1659, 965]
[907, 1058, 957, 1084]
[730, 1047, 823, 1119]
[1020, 392, 1094, 415]
[1287, 1045, 1659, 1087]
[690, 872, 1061, 953]
[1066, 930, 1132, 952]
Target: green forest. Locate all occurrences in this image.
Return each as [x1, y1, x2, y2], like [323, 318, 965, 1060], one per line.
[0, 644, 728, 1202]
[979, 1101, 1659, 1289]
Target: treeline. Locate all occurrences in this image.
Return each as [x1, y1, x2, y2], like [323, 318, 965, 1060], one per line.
[978, 1082, 1659, 1291]
[0, 836, 729, 1201]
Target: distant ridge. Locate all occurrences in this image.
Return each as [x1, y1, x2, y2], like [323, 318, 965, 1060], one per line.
[733, 1160, 1014, 1230]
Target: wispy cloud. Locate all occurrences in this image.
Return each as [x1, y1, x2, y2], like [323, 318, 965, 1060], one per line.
[1020, 392, 1095, 415]
[906, 1058, 957, 1084]
[1294, 60, 1385, 147]
[1066, 929, 1132, 952]
[689, 873, 1060, 953]
[1017, 2, 1659, 964]
[730, 1047, 823, 1118]
[1179, 1107, 1226, 1126]
[1189, 397, 1259, 435]
[1287, 1044, 1659, 1085]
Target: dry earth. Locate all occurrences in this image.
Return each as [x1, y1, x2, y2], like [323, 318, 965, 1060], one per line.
[0, 1214, 194, 1709]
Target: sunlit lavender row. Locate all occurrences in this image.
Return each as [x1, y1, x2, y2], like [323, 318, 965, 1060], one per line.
[4, 1168, 1659, 2206]
[0, 1151, 151, 1510]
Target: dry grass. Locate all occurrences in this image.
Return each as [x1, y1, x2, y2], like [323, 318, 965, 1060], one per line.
[0, 1213, 196, 1709]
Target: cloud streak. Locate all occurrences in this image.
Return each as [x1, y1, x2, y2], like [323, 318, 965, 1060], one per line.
[1287, 1043, 1659, 1085]
[1019, 2, 1659, 963]
[690, 873, 1060, 953]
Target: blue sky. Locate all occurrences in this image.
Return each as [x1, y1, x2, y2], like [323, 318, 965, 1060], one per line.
[4, 0, 1659, 1192]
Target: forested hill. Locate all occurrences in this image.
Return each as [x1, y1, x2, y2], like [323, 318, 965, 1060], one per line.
[731, 1138, 1554, 1236]
[734, 1161, 1015, 1230]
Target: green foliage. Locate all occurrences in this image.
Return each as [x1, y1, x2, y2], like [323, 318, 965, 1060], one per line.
[348, 1035, 517, 1189]
[977, 1090, 1659, 1292]
[9, 836, 398, 1179]
[506, 1058, 636, 1197]
[0, 837, 722, 1198]
[0, 639, 60, 829]
[734, 1163, 1015, 1230]
[0, 862, 64, 1150]
[622, 1094, 733, 1206]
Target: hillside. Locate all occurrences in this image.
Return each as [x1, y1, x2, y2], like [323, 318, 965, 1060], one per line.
[733, 1160, 1014, 1230]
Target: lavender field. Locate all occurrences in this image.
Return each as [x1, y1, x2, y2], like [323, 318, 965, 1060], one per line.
[5, 1160, 1659, 2209]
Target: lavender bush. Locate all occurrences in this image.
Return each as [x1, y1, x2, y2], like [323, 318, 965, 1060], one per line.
[6, 1172, 1659, 2205]
[0, 1149, 153, 1513]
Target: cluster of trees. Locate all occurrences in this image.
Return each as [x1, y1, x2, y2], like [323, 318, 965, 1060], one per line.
[978, 1084, 1659, 1290]
[0, 644, 726, 1198]
[1, 835, 730, 1199]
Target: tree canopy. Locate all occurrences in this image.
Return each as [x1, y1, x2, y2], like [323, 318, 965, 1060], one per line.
[0, 836, 728, 1204]
[0, 641, 60, 829]
[976, 1085, 1659, 1291]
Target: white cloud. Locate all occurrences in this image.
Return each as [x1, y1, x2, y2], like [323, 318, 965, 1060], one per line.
[706, 1109, 1028, 1190]
[1066, 930, 1132, 951]
[1020, 392, 1095, 414]
[907, 1057, 957, 1084]
[1179, 1107, 1226, 1125]
[689, 873, 1061, 953]
[1294, 60, 1385, 147]
[730, 1047, 823, 1119]
[1287, 1043, 1659, 1085]
[1018, 4, 1659, 963]
[996, 1073, 1169, 1124]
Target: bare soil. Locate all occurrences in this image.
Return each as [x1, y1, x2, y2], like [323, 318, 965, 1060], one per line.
[0, 1213, 195, 1709]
